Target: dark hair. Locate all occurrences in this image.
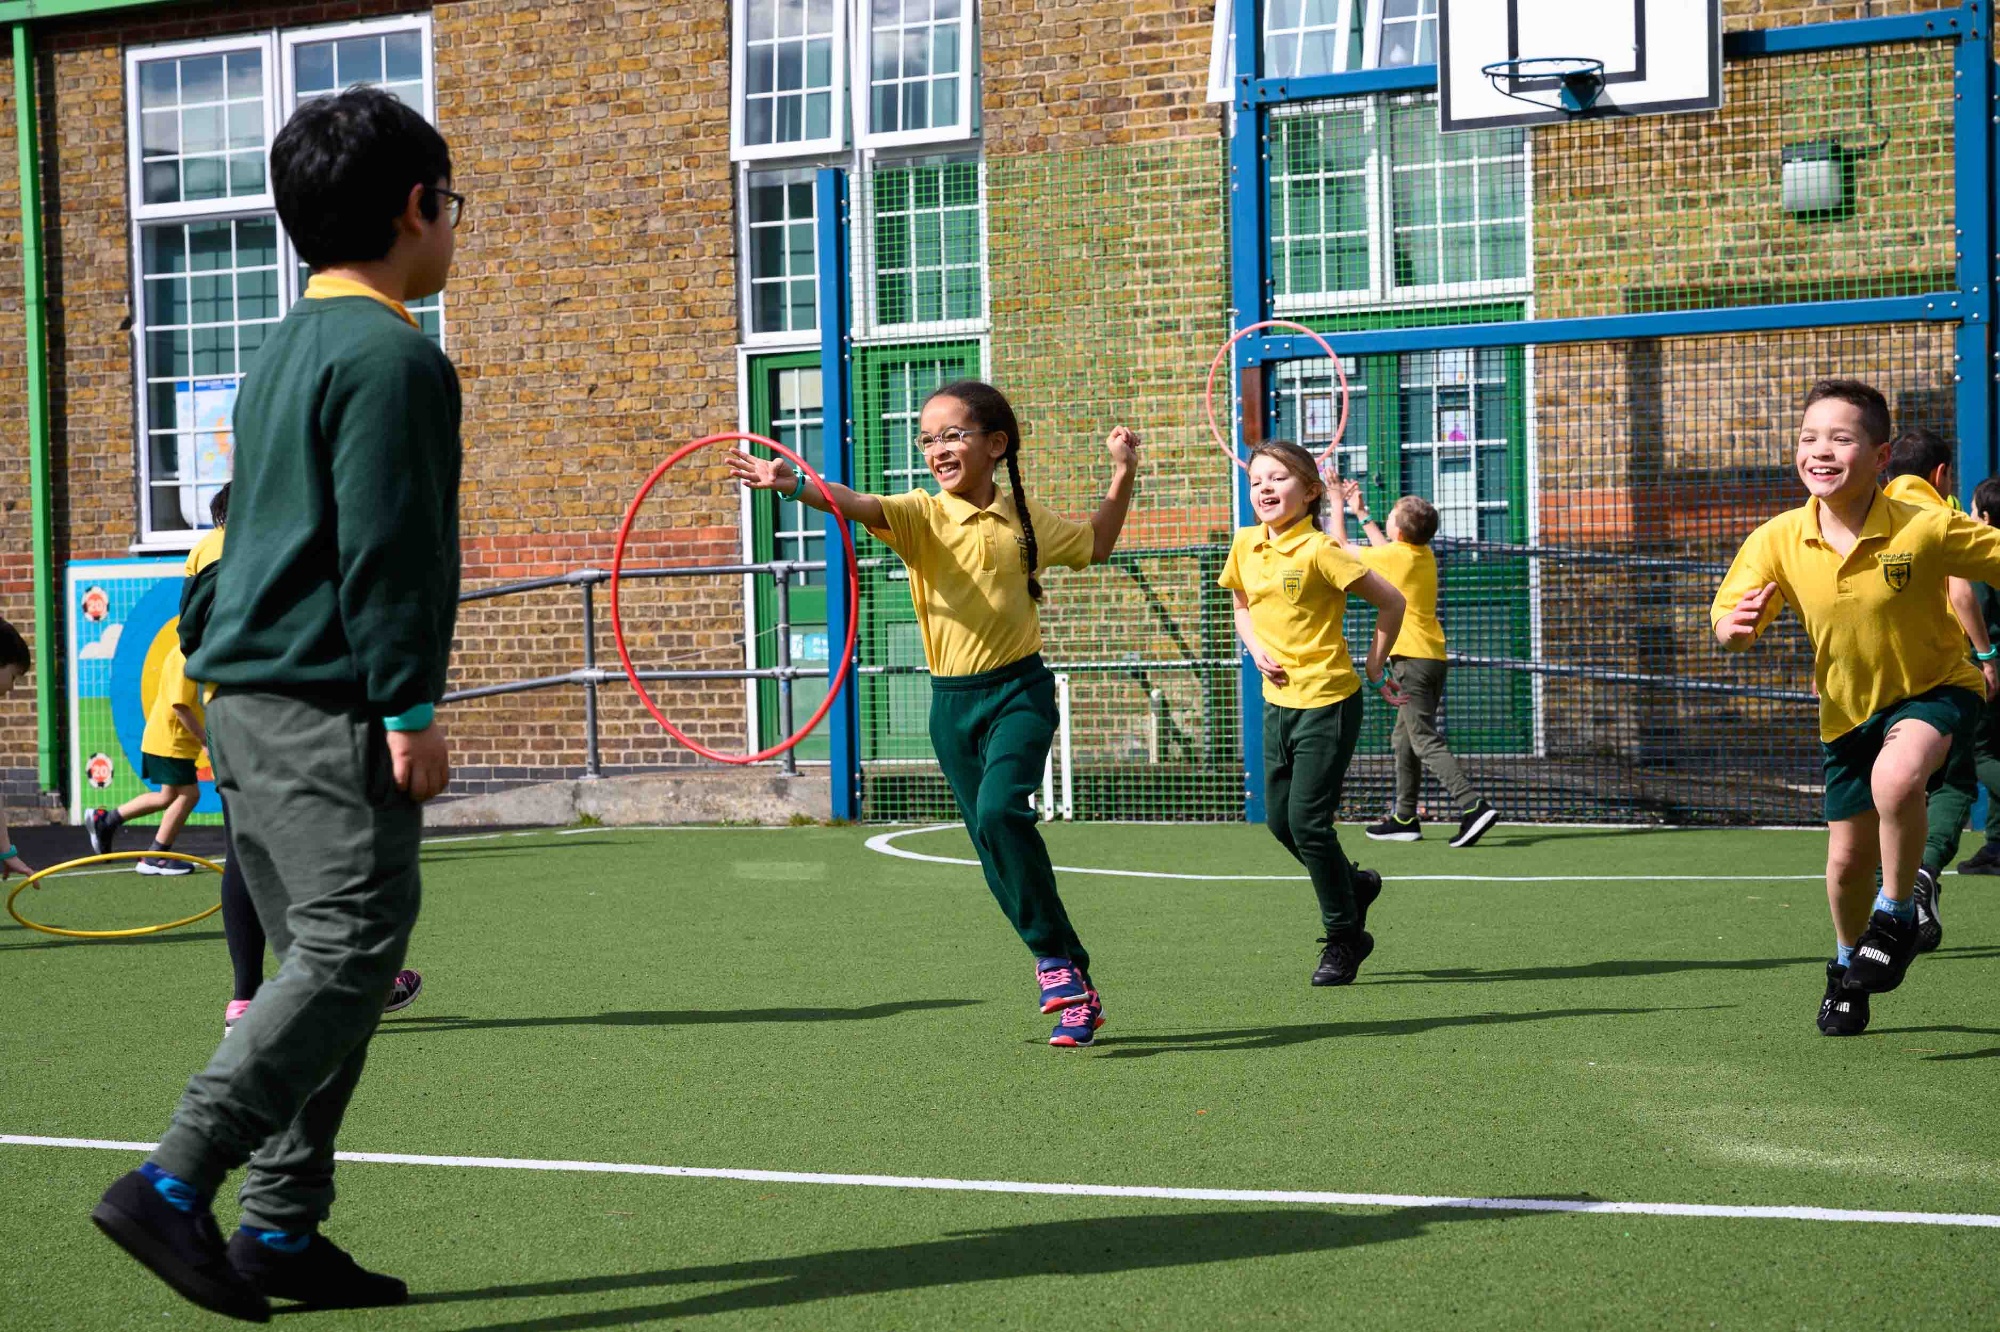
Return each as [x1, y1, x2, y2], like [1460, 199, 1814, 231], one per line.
[0, 617, 28, 673]
[1884, 426, 1954, 485]
[925, 380, 1044, 600]
[1802, 378, 1891, 448]
[272, 87, 451, 270]
[1246, 440, 1327, 525]
[1974, 476, 2000, 520]
[1390, 495, 1440, 545]
[208, 482, 230, 528]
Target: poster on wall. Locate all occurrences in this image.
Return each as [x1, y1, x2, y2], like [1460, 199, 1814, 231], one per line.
[171, 376, 237, 529]
[64, 559, 222, 825]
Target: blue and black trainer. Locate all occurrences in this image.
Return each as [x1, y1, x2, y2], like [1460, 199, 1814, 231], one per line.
[1035, 959, 1089, 1014]
[1049, 992, 1104, 1048]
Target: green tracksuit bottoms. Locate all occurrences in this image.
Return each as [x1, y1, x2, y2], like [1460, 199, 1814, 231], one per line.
[150, 691, 421, 1232]
[930, 653, 1090, 975]
[1265, 692, 1365, 934]
[1925, 692, 2000, 870]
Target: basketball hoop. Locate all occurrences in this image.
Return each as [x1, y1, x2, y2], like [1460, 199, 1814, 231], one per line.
[1480, 57, 1607, 115]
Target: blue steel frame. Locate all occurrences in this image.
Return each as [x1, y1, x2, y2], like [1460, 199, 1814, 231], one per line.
[815, 166, 862, 820]
[1225, 3, 1999, 821]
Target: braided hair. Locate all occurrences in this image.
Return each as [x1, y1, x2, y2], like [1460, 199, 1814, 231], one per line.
[927, 380, 1043, 600]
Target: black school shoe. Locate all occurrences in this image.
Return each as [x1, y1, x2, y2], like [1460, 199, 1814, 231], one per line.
[1817, 962, 1870, 1036]
[227, 1230, 408, 1309]
[1365, 816, 1421, 842]
[1843, 910, 1920, 995]
[92, 1169, 270, 1323]
[1311, 930, 1375, 986]
[1912, 866, 1944, 955]
[1448, 800, 1500, 848]
[1957, 843, 2000, 875]
[1354, 868, 1383, 934]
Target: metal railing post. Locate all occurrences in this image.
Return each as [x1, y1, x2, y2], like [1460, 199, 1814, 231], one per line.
[580, 577, 602, 779]
[773, 563, 797, 777]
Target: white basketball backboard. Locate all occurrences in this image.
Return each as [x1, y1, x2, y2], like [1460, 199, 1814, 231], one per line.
[1439, 0, 1722, 132]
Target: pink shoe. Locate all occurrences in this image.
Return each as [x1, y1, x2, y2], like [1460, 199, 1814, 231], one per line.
[224, 999, 252, 1035]
[1049, 991, 1105, 1048]
[383, 968, 423, 1014]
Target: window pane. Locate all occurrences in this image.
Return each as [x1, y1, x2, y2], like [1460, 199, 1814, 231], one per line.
[183, 157, 226, 201]
[141, 110, 179, 158]
[295, 40, 335, 91]
[134, 48, 271, 206]
[777, 40, 802, 92]
[182, 105, 224, 154]
[181, 56, 225, 102]
[804, 92, 830, 139]
[385, 30, 424, 81]
[138, 60, 178, 109]
[336, 37, 383, 85]
[747, 44, 775, 94]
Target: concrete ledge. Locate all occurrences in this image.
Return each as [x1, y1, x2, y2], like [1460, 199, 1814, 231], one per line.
[422, 770, 831, 828]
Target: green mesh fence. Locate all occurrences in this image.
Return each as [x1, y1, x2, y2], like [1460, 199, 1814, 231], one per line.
[844, 33, 1968, 825]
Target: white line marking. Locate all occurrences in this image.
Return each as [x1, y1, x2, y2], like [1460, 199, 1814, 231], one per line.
[862, 825, 1832, 883]
[6, 1135, 1993, 1229]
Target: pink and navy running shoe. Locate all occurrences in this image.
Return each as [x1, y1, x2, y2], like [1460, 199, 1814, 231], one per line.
[1049, 992, 1104, 1048]
[1035, 959, 1089, 1014]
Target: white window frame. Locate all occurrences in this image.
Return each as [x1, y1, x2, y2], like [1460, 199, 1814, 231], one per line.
[1265, 0, 1361, 81]
[1363, 0, 1439, 70]
[732, 0, 849, 162]
[1208, 0, 1439, 99]
[126, 16, 439, 550]
[739, 165, 823, 348]
[854, 148, 990, 338]
[852, 0, 978, 151]
[1270, 95, 1531, 316]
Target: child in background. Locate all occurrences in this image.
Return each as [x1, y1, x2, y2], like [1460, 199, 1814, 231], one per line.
[83, 621, 209, 877]
[1224, 442, 1407, 986]
[1341, 484, 1500, 848]
[0, 617, 36, 881]
[1954, 474, 2000, 876]
[1712, 379, 2000, 1037]
[731, 381, 1138, 1047]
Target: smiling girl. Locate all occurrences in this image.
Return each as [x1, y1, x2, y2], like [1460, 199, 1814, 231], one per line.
[1222, 441, 1407, 987]
[729, 381, 1139, 1047]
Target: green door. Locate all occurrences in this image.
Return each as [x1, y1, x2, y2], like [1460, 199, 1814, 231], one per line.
[747, 353, 829, 760]
[852, 340, 983, 760]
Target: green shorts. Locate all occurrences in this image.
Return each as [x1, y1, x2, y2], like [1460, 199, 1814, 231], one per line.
[1820, 684, 1981, 823]
[141, 752, 199, 788]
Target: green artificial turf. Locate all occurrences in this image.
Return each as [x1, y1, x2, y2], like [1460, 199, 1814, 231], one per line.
[5, 823, 1998, 1329]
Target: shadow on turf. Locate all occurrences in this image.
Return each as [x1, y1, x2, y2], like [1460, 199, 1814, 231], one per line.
[416, 1205, 1535, 1327]
[1367, 956, 1820, 985]
[1869, 1024, 2000, 1061]
[376, 999, 984, 1034]
[0, 927, 226, 953]
[1090, 1005, 1720, 1058]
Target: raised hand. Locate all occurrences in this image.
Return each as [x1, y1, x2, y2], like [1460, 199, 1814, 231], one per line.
[1105, 425, 1141, 466]
[725, 447, 794, 492]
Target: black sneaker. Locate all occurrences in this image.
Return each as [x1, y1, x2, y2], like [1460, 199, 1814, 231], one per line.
[1365, 816, 1421, 842]
[227, 1230, 408, 1309]
[85, 807, 116, 857]
[1913, 866, 1944, 955]
[1448, 800, 1500, 849]
[1353, 868, 1383, 934]
[1816, 962, 1870, 1036]
[92, 1169, 270, 1323]
[1957, 843, 2000, 875]
[1310, 930, 1375, 987]
[135, 855, 193, 877]
[1843, 910, 1919, 994]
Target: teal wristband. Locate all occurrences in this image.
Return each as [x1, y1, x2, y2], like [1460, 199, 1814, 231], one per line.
[382, 703, 435, 732]
[1367, 674, 1385, 689]
[2, 845, 15, 861]
[784, 470, 806, 502]
[1979, 647, 1999, 662]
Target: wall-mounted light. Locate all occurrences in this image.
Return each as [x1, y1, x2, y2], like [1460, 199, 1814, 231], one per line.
[1781, 140, 1853, 218]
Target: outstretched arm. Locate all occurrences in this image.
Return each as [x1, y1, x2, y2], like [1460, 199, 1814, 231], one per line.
[1089, 426, 1142, 564]
[726, 448, 888, 530]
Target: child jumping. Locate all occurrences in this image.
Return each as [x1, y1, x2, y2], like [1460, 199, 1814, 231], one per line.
[1223, 442, 1407, 986]
[729, 381, 1138, 1047]
[1339, 486, 1499, 848]
[93, 87, 461, 1319]
[1712, 379, 2000, 1036]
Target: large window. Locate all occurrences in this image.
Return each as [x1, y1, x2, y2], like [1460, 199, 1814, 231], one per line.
[865, 156, 984, 330]
[126, 16, 437, 548]
[743, 168, 820, 340]
[1269, 95, 1527, 309]
[860, 0, 974, 146]
[732, 0, 844, 158]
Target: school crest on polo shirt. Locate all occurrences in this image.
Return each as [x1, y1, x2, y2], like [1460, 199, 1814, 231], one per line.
[1281, 568, 1305, 601]
[1879, 551, 1914, 592]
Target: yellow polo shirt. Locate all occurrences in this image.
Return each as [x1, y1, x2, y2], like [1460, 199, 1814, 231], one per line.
[1356, 540, 1446, 660]
[141, 527, 227, 761]
[866, 486, 1095, 677]
[1710, 491, 2000, 741]
[303, 273, 419, 326]
[1219, 517, 1370, 709]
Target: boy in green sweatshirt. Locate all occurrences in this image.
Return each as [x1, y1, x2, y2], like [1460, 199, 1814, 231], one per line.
[92, 87, 462, 1322]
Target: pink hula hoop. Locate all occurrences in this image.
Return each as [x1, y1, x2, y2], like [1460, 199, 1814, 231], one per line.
[610, 432, 861, 765]
[1205, 320, 1350, 476]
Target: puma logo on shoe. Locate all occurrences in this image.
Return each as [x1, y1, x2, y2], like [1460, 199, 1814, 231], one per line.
[1858, 945, 1891, 965]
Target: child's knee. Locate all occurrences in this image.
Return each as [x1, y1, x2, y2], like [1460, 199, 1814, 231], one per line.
[1870, 762, 1930, 812]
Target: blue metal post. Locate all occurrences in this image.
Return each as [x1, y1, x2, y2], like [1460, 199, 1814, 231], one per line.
[1955, 8, 1997, 829]
[815, 167, 861, 820]
[1229, 0, 1267, 823]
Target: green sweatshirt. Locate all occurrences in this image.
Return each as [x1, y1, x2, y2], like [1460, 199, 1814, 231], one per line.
[186, 294, 461, 719]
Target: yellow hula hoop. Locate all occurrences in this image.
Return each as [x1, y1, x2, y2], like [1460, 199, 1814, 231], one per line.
[5, 851, 225, 940]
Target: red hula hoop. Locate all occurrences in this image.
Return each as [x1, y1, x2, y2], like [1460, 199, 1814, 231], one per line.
[1205, 320, 1351, 476]
[610, 432, 861, 765]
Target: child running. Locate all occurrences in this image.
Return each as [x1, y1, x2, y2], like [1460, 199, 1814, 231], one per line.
[83, 607, 210, 876]
[1712, 379, 2000, 1036]
[729, 381, 1138, 1047]
[1223, 442, 1407, 986]
[1339, 485, 1499, 848]
[93, 87, 461, 1319]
